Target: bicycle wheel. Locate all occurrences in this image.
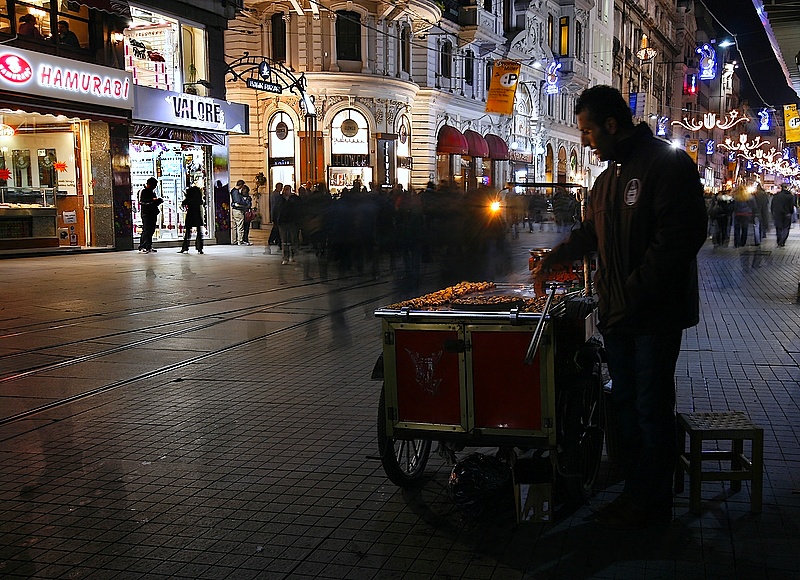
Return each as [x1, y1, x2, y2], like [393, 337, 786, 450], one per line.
[376, 385, 431, 487]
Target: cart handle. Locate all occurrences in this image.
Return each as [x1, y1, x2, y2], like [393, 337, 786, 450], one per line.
[524, 289, 555, 365]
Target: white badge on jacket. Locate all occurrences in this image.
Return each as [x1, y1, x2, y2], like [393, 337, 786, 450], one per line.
[624, 179, 641, 206]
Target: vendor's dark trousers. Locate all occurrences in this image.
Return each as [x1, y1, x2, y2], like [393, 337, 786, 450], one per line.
[603, 331, 683, 512]
[139, 214, 157, 250]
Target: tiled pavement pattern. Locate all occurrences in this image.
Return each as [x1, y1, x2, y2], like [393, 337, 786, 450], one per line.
[0, 222, 799, 579]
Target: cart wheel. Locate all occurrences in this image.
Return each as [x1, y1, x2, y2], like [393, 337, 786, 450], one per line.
[559, 352, 604, 503]
[377, 386, 431, 487]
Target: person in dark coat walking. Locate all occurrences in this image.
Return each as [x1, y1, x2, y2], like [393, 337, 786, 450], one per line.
[179, 186, 204, 254]
[771, 184, 796, 247]
[534, 85, 707, 530]
[753, 183, 770, 242]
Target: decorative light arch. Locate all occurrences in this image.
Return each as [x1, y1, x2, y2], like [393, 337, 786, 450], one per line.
[672, 110, 749, 132]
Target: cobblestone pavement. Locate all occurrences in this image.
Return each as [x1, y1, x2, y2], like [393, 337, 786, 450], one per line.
[0, 221, 798, 579]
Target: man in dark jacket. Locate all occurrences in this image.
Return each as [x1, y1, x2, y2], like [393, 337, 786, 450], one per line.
[534, 85, 707, 529]
[771, 184, 796, 247]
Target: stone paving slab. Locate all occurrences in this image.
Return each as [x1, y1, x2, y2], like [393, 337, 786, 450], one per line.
[0, 223, 798, 578]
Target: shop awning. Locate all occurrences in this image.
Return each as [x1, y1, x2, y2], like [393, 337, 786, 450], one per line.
[79, 0, 131, 19]
[436, 125, 469, 155]
[484, 133, 510, 160]
[463, 129, 489, 158]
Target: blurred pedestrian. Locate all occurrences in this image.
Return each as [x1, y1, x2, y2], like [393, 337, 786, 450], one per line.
[138, 177, 162, 253]
[708, 189, 734, 248]
[277, 184, 302, 264]
[534, 85, 707, 530]
[772, 183, 796, 247]
[732, 185, 756, 248]
[268, 182, 283, 249]
[178, 186, 204, 254]
[753, 182, 770, 242]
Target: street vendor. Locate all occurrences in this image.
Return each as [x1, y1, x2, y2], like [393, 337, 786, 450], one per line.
[532, 85, 707, 530]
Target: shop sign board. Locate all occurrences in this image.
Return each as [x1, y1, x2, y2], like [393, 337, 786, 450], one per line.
[246, 78, 282, 93]
[133, 85, 249, 134]
[0, 47, 133, 109]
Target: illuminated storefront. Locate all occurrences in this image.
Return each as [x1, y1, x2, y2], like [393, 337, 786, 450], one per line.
[0, 46, 132, 251]
[131, 85, 248, 245]
[328, 108, 372, 196]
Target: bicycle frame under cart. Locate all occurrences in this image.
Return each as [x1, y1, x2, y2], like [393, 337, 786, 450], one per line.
[373, 284, 605, 523]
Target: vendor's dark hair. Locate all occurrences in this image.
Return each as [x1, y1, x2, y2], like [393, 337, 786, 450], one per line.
[574, 85, 634, 130]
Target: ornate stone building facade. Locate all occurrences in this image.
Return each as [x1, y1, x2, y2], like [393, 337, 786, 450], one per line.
[225, 0, 614, 209]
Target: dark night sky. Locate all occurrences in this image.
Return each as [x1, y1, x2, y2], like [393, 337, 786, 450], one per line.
[701, 0, 799, 107]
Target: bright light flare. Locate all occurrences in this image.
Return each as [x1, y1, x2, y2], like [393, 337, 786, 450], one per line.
[490, 201, 501, 213]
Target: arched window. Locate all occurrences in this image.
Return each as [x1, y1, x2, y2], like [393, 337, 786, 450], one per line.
[441, 40, 452, 79]
[269, 111, 295, 158]
[483, 0, 492, 11]
[336, 10, 361, 61]
[464, 50, 474, 86]
[271, 12, 286, 62]
[330, 108, 370, 158]
[400, 25, 411, 74]
[485, 60, 493, 92]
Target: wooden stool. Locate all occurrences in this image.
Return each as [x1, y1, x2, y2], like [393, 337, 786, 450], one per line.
[675, 411, 763, 515]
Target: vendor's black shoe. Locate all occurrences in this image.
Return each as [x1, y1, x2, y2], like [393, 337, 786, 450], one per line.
[597, 501, 672, 530]
[178, 249, 188, 253]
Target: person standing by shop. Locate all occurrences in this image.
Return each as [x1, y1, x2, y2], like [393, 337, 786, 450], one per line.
[772, 183, 796, 247]
[534, 85, 707, 530]
[138, 177, 162, 253]
[178, 186, 204, 254]
[230, 179, 248, 245]
[240, 183, 254, 246]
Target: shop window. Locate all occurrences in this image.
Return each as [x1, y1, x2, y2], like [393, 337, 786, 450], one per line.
[336, 10, 361, 62]
[400, 25, 411, 74]
[271, 12, 286, 63]
[440, 40, 452, 80]
[11, 1, 90, 47]
[0, 3, 10, 38]
[124, 6, 207, 94]
[464, 50, 474, 86]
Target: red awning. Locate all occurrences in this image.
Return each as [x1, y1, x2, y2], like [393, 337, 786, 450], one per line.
[463, 129, 489, 158]
[484, 133, 510, 160]
[436, 125, 469, 155]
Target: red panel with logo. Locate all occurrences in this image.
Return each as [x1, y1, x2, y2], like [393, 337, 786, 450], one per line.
[393, 329, 462, 426]
[471, 331, 542, 430]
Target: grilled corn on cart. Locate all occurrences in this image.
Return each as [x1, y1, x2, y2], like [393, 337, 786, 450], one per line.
[373, 283, 604, 519]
